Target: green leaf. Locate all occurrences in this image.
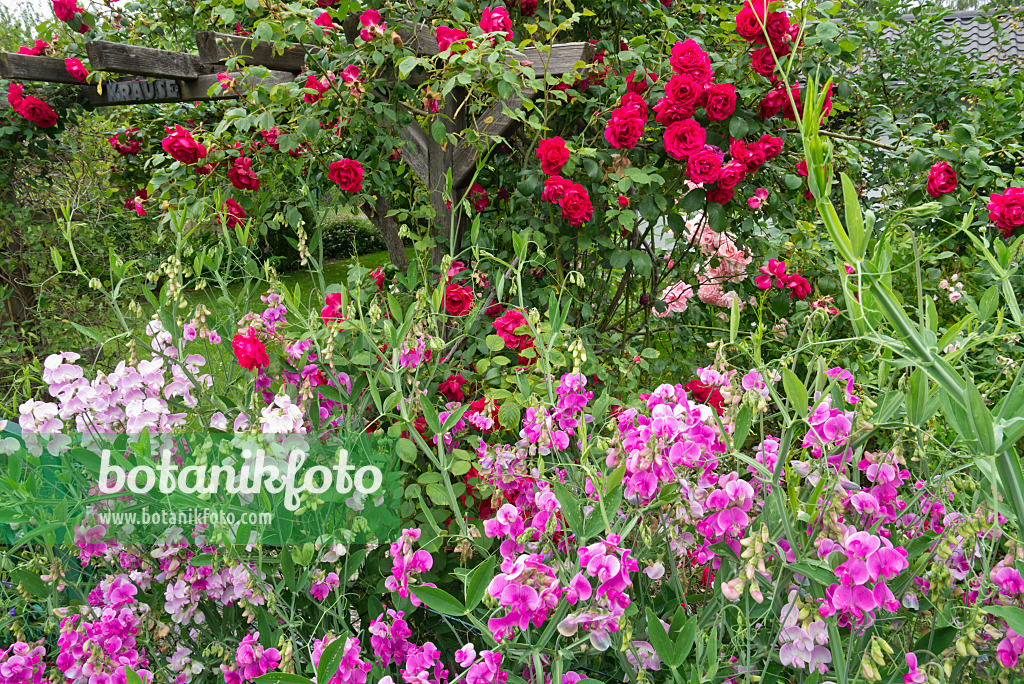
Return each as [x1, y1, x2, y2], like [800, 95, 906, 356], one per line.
[966, 383, 996, 454]
[397, 56, 419, 78]
[781, 369, 808, 416]
[790, 561, 835, 586]
[646, 608, 681, 668]
[728, 117, 748, 140]
[431, 121, 447, 145]
[410, 586, 467, 616]
[316, 635, 348, 684]
[733, 406, 752, 449]
[255, 674, 314, 684]
[840, 173, 865, 258]
[485, 335, 505, 352]
[979, 285, 999, 322]
[280, 547, 296, 591]
[13, 569, 49, 598]
[987, 605, 1024, 634]
[815, 21, 841, 41]
[729, 293, 740, 343]
[552, 481, 583, 539]
[125, 668, 144, 684]
[421, 400, 442, 434]
[465, 556, 496, 610]
[673, 616, 697, 665]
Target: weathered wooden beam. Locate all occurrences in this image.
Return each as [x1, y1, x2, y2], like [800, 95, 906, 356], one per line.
[80, 70, 294, 107]
[0, 53, 84, 85]
[451, 89, 537, 188]
[85, 41, 214, 79]
[516, 42, 594, 77]
[195, 32, 306, 73]
[397, 122, 430, 183]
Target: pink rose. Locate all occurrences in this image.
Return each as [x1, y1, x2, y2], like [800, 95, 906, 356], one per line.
[781, 273, 812, 300]
[717, 161, 746, 191]
[64, 58, 89, 83]
[542, 175, 573, 202]
[687, 150, 722, 184]
[559, 183, 593, 225]
[52, 0, 80, 22]
[654, 97, 694, 126]
[329, 158, 364, 192]
[443, 283, 474, 316]
[232, 327, 269, 371]
[926, 161, 957, 198]
[663, 119, 706, 160]
[162, 125, 206, 164]
[703, 83, 737, 121]
[479, 6, 513, 42]
[669, 40, 713, 85]
[314, 11, 334, 30]
[18, 40, 48, 56]
[603, 106, 645, 149]
[109, 128, 141, 155]
[536, 137, 570, 175]
[664, 73, 701, 108]
[359, 8, 385, 41]
[988, 187, 1024, 239]
[436, 26, 472, 52]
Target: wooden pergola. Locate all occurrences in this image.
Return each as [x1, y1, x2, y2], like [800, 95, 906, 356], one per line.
[0, 22, 592, 269]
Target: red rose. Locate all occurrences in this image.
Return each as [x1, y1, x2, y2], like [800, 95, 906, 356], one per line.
[617, 195, 630, 208]
[53, 0, 80, 22]
[436, 26, 472, 52]
[559, 183, 593, 226]
[314, 11, 334, 30]
[664, 74, 701, 109]
[15, 95, 58, 127]
[536, 137, 570, 175]
[261, 127, 280, 150]
[603, 106, 645, 149]
[542, 175, 573, 203]
[765, 11, 795, 46]
[663, 119, 706, 160]
[19, 40, 48, 56]
[758, 134, 784, 160]
[926, 161, 957, 198]
[781, 273, 812, 300]
[730, 138, 766, 173]
[7, 83, 23, 108]
[758, 86, 788, 119]
[162, 125, 206, 164]
[442, 282, 474, 316]
[751, 45, 786, 79]
[64, 58, 89, 83]
[707, 186, 735, 205]
[684, 379, 724, 415]
[703, 83, 737, 121]
[687, 150, 722, 184]
[653, 97, 694, 126]
[479, 6, 513, 42]
[518, 0, 538, 14]
[232, 327, 269, 371]
[669, 40, 713, 85]
[302, 74, 330, 103]
[328, 158, 363, 192]
[988, 187, 1024, 238]
[619, 92, 649, 120]
[223, 199, 247, 229]
[782, 84, 802, 121]
[717, 161, 747, 191]
[469, 183, 489, 211]
[439, 373, 467, 402]
[626, 69, 658, 94]
[735, 0, 768, 43]
[494, 309, 533, 350]
[228, 156, 260, 191]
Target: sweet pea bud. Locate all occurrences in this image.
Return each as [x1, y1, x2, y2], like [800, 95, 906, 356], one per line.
[860, 659, 880, 682]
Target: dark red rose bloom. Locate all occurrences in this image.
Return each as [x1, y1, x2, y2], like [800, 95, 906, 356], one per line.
[707, 186, 735, 205]
[684, 379, 724, 415]
[758, 134, 784, 160]
[626, 69, 658, 94]
[228, 156, 260, 191]
[669, 40, 713, 85]
[664, 119, 706, 160]
[162, 125, 206, 164]
[559, 183, 593, 225]
[619, 92, 649, 120]
[603, 106, 646, 149]
[617, 195, 630, 208]
[469, 183, 489, 211]
[222, 199, 247, 229]
[926, 161, 957, 198]
[232, 327, 269, 371]
[541, 175, 573, 203]
[730, 138, 767, 173]
[14, 94, 58, 127]
[751, 45, 786, 79]
[53, 0, 80, 22]
[758, 86, 789, 119]
[439, 372, 467, 402]
[19, 40, 48, 56]
[654, 97, 694, 126]
[703, 83, 737, 122]
[442, 282, 474, 316]
[765, 11, 795, 46]
[64, 58, 89, 83]
[494, 309, 533, 350]
[717, 161, 747, 191]
[735, 0, 768, 43]
[687, 150, 723, 184]
[781, 273, 812, 300]
[536, 136, 570, 175]
[988, 187, 1024, 239]
[328, 158, 363, 192]
[664, 73, 701, 109]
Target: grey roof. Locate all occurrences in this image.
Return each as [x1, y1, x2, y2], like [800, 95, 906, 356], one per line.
[887, 9, 1024, 68]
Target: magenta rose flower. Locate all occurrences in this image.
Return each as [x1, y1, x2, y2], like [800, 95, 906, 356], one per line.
[626, 69, 657, 94]
[228, 156, 260, 191]
[717, 161, 747, 191]
[442, 283, 475, 316]
[988, 187, 1024, 239]
[604, 106, 646, 149]
[303, 74, 330, 103]
[479, 6, 513, 42]
[664, 74, 701, 108]
[64, 58, 89, 83]
[439, 373, 467, 402]
[109, 128, 141, 155]
[751, 45, 784, 78]
[781, 273, 812, 300]
[52, 0, 80, 22]
[14, 95, 58, 127]
[730, 138, 766, 173]
[536, 137, 570, 176]
[232, 327, 269, 372]
[707, 186, 735, 205]
[735, 0, 767, 42]
[469, 183, 489, 211]
[436, 26, 472, 52]
[926, 161, 957, 198]
[541, 175, 573, 202]
[328, 158, 364, 193]
[162, 125, 206, 164]
[359, 8, 385, 41]
[663, 119, 706, 160]
[654, 97, 695, 126]
[223, 199, 247, 229]
[687, 150, 723, 184]
[758, 134, 784, 160]
[703, 83, 737, 122]
[493, 309, 533, 350]
[669, 40, 713, 85]
[19, 40, 48, 56]
[559, 184, 593, 226]
[765, 11, 795, 45]
[619, 92, 648, 120]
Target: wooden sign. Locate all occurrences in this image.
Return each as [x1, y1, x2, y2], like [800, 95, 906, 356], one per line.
[103, 78, 182, 103]
[80, 71, 294, 107]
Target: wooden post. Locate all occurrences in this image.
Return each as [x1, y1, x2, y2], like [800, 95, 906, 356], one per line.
[427, 88, 469, 267]
[85, 41, 214, 79]
[195, 32, 306, 72]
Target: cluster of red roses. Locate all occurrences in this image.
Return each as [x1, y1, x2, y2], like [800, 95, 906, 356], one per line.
[52, 0, 90, 32]
[6, 84, 58, 128]
[737, 0, 799, 81]
[534, 137, 594, 225]
[753, 258, 811, 300]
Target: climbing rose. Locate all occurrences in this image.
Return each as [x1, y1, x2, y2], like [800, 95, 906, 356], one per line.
[228, 156, 259, 191]
[926, 161, 957, 198]
[663, 119, 706, 160]
[541, 175, 573, 203]
[626, 69, 657, 94]
[493, 309, 533, 350]
[223, 199, 246, 228]
[469, 184, 490, 211]
[669, 40, 713, 85]
[19, 40, 48, 55]
[329, 158, 363, 193]
[52, 0, 80, 22]
[559, 184, 593, 226]
[703, 83, 737, 121]
[603, 106, 645, 149]
[314, 11, 334, 30]
[687, 150, 722, 184]
[664, 74, 701, 109]
[617, 195, 630, 208]
[162, 125, 206, 164]
[64, 58, 89, 82]
[536, 137, 570, 175]
[303, 74, 330, 103]
[479, 7, 513, 42]
[359, 8, 385, 41]
[781, 273, 812, 300]
[717, 162, 746, 191]
[735, 0, 768, 42]
[439, 373, 467, 402]
[232, 328, 269, 371]
[443, 283, 474, 316]
[758, 134, 784, 159]
[685, 379, 724, 415]
[988, 187, 1024, 238]
[13, 94, 58, 127]
[436, 26, 472, 52]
